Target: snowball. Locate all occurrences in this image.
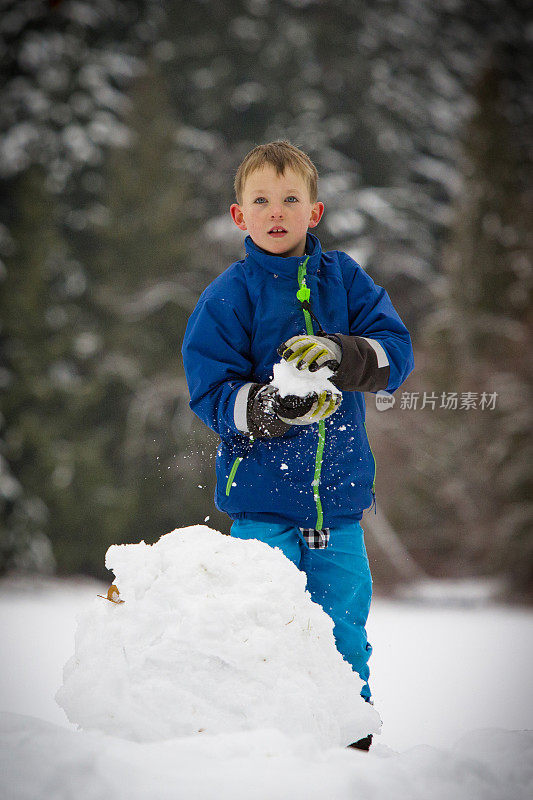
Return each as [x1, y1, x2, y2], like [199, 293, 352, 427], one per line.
[56, 526, 379, 746]
[271, 359, 339, 398]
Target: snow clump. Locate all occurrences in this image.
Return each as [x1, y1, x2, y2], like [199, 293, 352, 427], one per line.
[56, 526, 380, 745]
[271, 359, 339, 398]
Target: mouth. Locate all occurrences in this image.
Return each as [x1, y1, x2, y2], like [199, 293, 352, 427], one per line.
[268, 227, 287, 237]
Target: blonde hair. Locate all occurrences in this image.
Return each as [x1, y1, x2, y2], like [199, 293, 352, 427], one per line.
[234, 140, 318, 204]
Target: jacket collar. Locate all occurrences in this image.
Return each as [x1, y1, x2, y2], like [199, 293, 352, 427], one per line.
[244, 232, 322, 278]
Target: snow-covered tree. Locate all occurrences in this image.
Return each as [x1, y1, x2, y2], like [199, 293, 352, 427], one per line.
[390, 33, 532, 596]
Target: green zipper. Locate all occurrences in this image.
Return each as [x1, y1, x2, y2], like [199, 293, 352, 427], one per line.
[297, 256, 325, 529]
[225, 456, 242, 496]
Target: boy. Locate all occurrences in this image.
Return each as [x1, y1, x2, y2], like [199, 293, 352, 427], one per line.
[182, 141, 414, 750]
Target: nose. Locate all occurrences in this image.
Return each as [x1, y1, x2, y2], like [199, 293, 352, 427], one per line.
[270, 205, 283, 218]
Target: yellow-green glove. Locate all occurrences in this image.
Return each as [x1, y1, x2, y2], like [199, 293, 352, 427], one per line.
[276, 390, 342, 424]
[277, 334, 342, 372]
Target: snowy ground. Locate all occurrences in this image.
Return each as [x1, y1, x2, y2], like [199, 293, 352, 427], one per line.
[1, 566, 532, 798]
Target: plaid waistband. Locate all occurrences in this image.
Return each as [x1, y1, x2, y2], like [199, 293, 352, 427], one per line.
[299, 527, 330, 549]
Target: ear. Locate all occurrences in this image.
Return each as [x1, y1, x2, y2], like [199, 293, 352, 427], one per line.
[308, 201, 324, 229]
[230, 203, 247, 231]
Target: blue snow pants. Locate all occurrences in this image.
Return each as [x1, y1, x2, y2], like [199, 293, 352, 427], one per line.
[230, 518, 373, 700]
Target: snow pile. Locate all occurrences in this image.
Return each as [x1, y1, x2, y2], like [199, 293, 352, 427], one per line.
[271, 359, 339, 398]
[2, 713, 532, 800]
[56, 526, 379, 745]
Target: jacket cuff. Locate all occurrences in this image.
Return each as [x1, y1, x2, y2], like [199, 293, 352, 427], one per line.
[233, 382, 254, 433]
[330, 334, 390, 392]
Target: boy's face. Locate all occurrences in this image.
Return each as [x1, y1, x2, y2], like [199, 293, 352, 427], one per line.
[230, 166, 324, 258]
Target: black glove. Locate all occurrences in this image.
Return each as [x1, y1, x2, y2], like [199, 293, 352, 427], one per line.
[329, 334, 390, 392]
[246, 384, 341, 438]
[246, 384, 290, 438]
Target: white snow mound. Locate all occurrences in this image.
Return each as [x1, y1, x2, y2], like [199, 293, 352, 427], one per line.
[3, 713, 533, 800]
[56, 526, 380, 745]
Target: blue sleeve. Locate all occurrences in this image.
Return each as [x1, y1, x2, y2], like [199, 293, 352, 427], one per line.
[182, 296, 253, 438]
[342, 254, 414, 393]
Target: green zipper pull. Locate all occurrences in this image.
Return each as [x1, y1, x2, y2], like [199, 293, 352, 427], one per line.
[296, 284, 310, 303]
[297, 258, 314, 337]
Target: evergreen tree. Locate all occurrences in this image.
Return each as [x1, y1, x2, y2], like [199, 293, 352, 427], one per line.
[400, 37, 532, 596]
[80, 57, 228, 558]
[0, 166, 137, 575]
[0, 168, 59, 573]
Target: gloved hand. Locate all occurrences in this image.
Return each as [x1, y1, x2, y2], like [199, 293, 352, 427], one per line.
[279, 333, 391, 393]
[246, 384, 341, 438]
[276, 389, 342, 425]
[246, 384, 290, 438]
[277, 334, 342, 372]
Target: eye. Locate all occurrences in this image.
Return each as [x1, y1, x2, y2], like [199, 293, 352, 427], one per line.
[285, 196, 298, 203]
[254, 197, 267, 204]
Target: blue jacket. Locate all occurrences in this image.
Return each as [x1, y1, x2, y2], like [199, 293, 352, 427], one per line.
[182, 233, 414, 529]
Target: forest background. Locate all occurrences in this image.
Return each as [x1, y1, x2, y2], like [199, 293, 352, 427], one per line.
[0, 0, 531, 600]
